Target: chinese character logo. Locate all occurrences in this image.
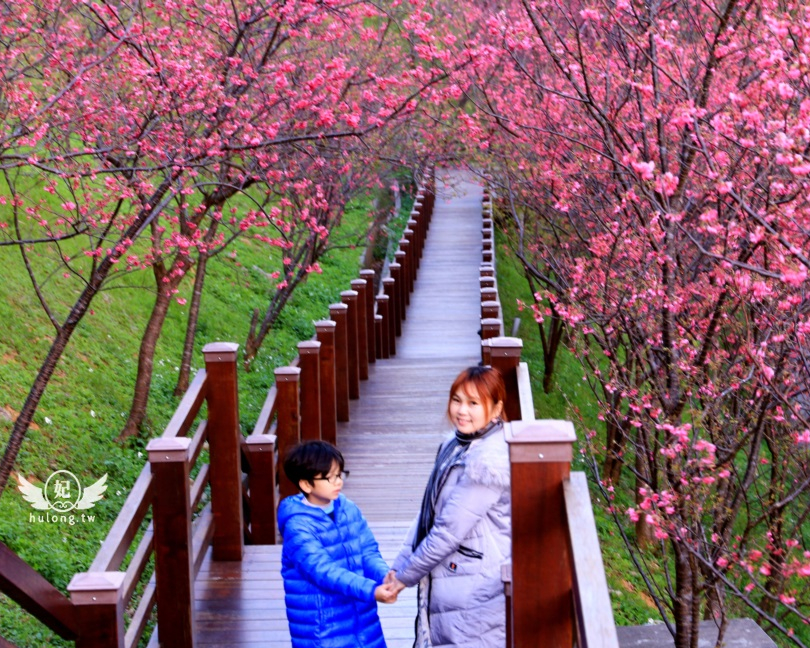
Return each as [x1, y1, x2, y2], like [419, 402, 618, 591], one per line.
[16, 471, 107, 512]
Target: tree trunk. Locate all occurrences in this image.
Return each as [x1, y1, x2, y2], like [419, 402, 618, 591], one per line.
[673, 544, 697, 648]
[118, 287, 174, 440]
[174, 254, 209, 397]
[0, 327, 75, 496]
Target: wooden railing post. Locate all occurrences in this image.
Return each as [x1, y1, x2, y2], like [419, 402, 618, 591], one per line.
[315, 320, 337, 444]
[505, 420, 576, 648]
[404, 228, 417, 280]
[408, 217, 422, 262]
[146, 436, 195, 648]
[481, 300, 500, 324]
[340, 290, 361, 399]
[481, 317, 502, 338]
[374, 315, 384, 360]
[350, 279, 370, 380]
[202, 341, 244, 562]
[481, 286, 498, 306]
[395, 249, 409, 307]
[383, 272, 401, 340]
[328, 303, 350, 422]
[298, 340, 322, 441]
[243, 434, 278, 544]
[68, 572, 126, 648]
[375, 294, 390, 359]
[359, 269, 377, 365]
[488, 337, 523, 422]
[388, 264, 404, 334]
[275, 366, 301, 499]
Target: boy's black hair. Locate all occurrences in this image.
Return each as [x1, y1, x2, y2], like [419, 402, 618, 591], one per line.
[283, 440, 345, 492]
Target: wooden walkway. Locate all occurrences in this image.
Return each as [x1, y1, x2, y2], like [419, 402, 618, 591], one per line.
[194, 170, 485, 647]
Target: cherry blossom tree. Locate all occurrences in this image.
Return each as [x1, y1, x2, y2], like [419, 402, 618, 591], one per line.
[450, 0, 810, 645]
[0, 0, 460, 486]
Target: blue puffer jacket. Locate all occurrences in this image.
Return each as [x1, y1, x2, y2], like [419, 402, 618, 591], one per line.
[278, 493, 389, 648]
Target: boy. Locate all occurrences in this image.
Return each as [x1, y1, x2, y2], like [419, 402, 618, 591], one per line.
[278, 440, 397, 648]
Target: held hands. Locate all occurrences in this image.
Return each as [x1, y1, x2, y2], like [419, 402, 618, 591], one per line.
[374, 582, 399, 604]
[384, 570, 407, 595]
[374, 570, 407, 604]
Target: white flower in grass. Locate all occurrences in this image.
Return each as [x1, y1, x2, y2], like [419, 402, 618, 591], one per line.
[90, 410, 96, 418]
[44, 417, 52, 425]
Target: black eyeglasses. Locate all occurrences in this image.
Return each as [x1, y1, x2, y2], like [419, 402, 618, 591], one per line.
[312, 471, 349, 485]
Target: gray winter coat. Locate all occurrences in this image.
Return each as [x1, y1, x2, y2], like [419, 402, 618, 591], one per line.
[392, 427, 511, 648]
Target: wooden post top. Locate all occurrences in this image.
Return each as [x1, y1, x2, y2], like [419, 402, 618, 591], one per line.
[245, 433, 277, 448]
[359, 269, 375, 278]
[489, 336, 522, 357]
[505, 420, 576, 463]
[274, 366, 301, 381]
[389, 261, 402, 269]
[68, 572, 126, 605]
[350, 278, 367, 288]
[297, 340, 322, 354]
[146, 436, 192, 462]
[329, 303, 348, 312]
[376, 294, 390, 302]
[202, 342, 239, 362]
[314, 319, 337, 331]
[340, 290, 359, 300]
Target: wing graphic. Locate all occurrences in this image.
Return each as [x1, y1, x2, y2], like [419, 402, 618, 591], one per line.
[17, 473, 49, 510]
[76, 473, 108, 510]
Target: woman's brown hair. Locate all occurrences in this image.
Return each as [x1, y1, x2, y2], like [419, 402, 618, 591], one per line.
[446, 366, 508, 422]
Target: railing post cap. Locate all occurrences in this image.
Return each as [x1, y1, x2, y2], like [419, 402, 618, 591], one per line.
[389, 262, 402, 269]
[359, 268, 375, 277]
[297, 340, 322, 354]
[376, 293, 390, 301]
[202, 341, 239, 362]
[340, 290, 359, 299]
[274, 366, 301, 381]
[329, 302, 348, 312]
[505, 420, 576, 463]
[489, 336, 522, 348]
[245, 433, 277, 448]
[397, 239, 409, 247]
[403, 228, 414, 235]
[314, 319, 337, 330]
[146, 436, 192, 462]
[68, 571, 126, 605]
[350, 278, 367, 288]
[482, 299, 500, 307]
[481, 317, 502, 327]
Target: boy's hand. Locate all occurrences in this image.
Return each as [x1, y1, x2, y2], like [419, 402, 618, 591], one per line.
[374, 582, 399, 604]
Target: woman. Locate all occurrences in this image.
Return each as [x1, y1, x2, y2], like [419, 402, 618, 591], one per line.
[388, 366, 511, 648]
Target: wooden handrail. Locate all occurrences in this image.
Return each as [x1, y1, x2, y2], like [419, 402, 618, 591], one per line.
[564, 473, 620, 648]
[0, 542, 78, 640]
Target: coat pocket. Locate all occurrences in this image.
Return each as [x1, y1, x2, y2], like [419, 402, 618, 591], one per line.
[457, 545, 483, 560]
